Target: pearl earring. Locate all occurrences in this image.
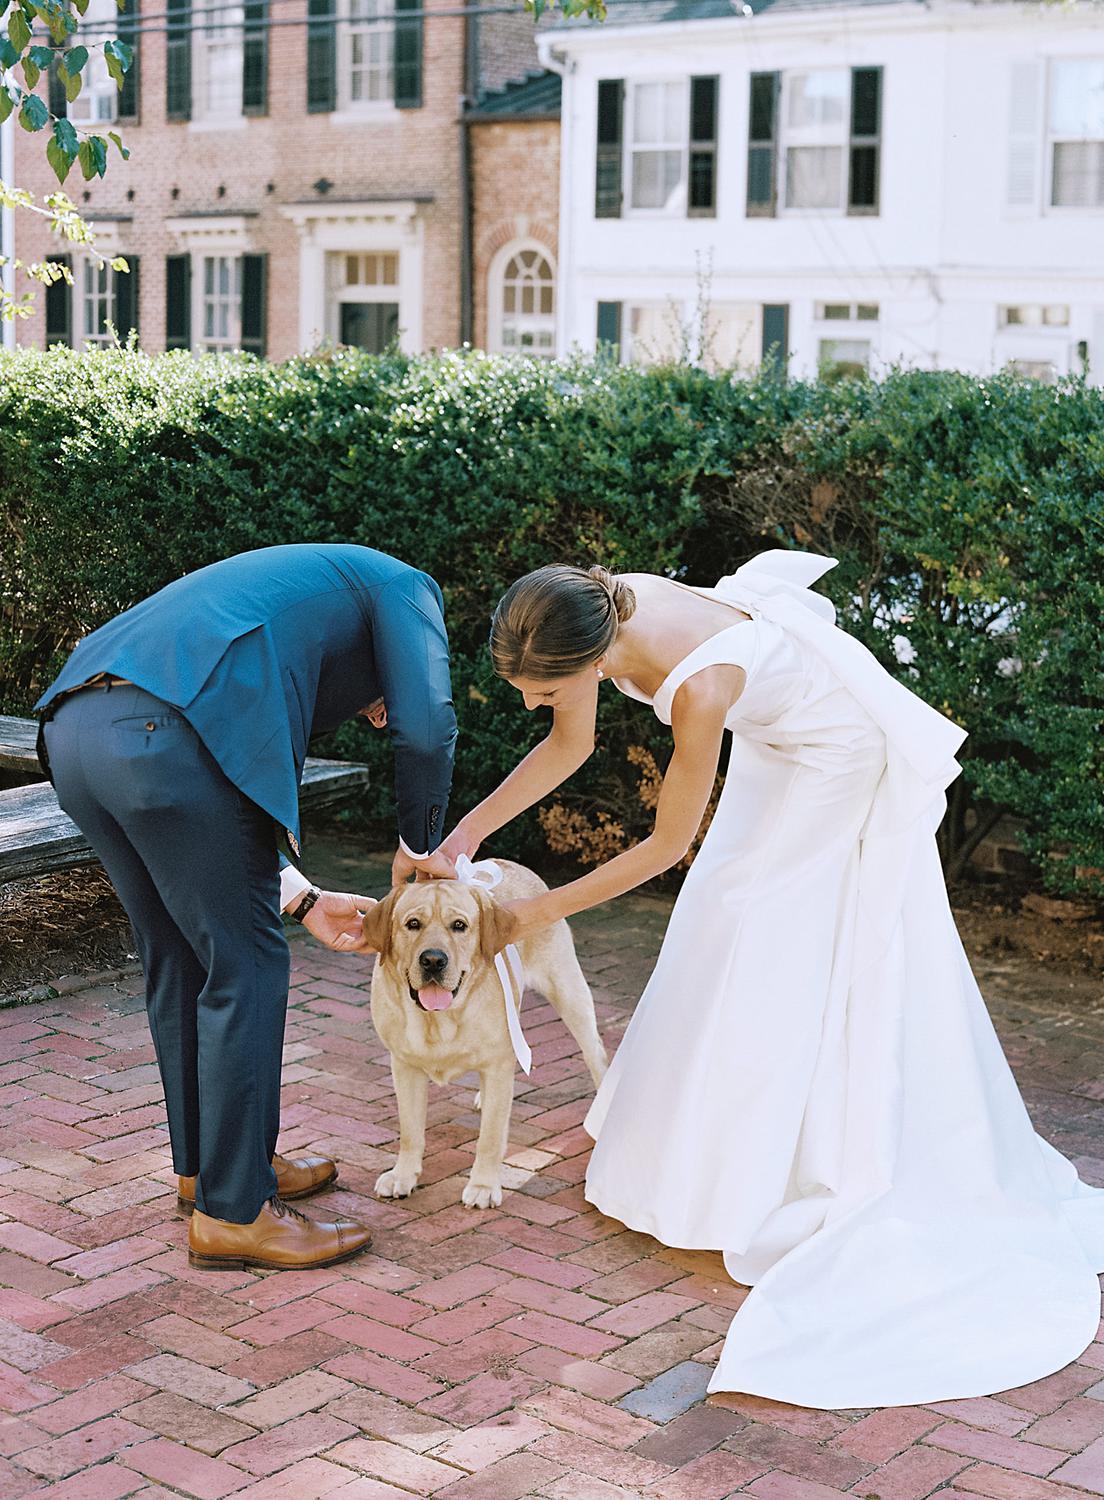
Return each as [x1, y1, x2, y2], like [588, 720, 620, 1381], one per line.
[597, 668, 604, 679]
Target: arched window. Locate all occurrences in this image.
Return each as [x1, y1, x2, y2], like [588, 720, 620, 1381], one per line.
[489, 242, 556, 357]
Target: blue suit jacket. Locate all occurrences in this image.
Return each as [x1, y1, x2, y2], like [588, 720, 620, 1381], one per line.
[36, 544, 457, 858]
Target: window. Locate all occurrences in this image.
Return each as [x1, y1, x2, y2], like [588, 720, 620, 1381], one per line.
[46, 254, 139, 349]
[1048, 59, 1104, 207]
[81, 259, 117, 346]
[495, 246, 555, 358]
[194, 0, 245, 122]
[595, 76, 718, 219]
[328, 249, 401, 350]
[166, 249, 265, 353]
[623, 303, 684, 365]
[201, 256, 242, 349]
[66, 0, 120, 125]
[748, 67, 882, 217]
[1010, 359, 1059, 382]
[819, 338, 871, 378]
[341, 0, 395, 107]
[999, 304, 1069, 327]
[816, 301, 877, 377]
[628, 81, 688, 213]
[782, 69, 849, 210]
[818, 301, 879, 321]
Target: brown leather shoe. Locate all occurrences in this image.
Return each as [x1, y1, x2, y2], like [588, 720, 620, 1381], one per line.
[188, 1196, 372, 1271]
[177, 1153, 338, 1214]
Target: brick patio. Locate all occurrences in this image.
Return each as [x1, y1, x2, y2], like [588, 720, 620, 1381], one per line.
[2, 864, 1104, 1499]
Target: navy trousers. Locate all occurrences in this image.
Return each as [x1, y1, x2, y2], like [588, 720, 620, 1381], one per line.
[44, 684, 288, 1222]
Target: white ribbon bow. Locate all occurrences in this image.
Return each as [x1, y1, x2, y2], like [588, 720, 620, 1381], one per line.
[454, 854, 531, 1074]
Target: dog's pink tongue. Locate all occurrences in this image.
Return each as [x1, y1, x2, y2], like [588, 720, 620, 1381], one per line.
[419, 984, 454, 1011]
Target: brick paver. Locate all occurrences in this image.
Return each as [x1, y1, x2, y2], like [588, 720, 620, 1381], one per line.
[1, 871, 1103, 1496]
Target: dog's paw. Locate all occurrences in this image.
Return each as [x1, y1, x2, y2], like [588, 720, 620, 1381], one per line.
[462, 1178, 502, 1209]
[375, 1166, 420, 1199]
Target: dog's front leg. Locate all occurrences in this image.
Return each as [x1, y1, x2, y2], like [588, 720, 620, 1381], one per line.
[462, 1061, 514, 1209]
[374, 1057, 428, 1199]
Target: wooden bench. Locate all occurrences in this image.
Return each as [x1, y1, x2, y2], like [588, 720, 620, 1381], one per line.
[0, 715, 370, 883]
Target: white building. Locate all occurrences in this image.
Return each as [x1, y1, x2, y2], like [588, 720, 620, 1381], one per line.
[539, 0, 1104, 382]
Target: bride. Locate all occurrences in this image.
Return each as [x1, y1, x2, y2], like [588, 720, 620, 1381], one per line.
[438, 548, 1104, 1410]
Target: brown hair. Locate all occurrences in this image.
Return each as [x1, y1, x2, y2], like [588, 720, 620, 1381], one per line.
[490, 564, 637, 681]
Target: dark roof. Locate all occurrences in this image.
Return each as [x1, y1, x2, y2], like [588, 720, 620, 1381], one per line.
[470, 69, 562, 118]
[551, 0, 918, 29]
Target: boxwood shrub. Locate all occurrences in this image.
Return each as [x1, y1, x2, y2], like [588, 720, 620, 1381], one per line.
[2, 345, 1100, 894]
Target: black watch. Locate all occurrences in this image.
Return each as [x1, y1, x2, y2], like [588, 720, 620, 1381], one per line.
[289, 886, 322, 923]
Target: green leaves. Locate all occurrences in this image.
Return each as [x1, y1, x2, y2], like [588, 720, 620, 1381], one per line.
[18, 92, 48, 131]
[107, 130, 129, 160]
[77, 134, 108, 180]
[527, 0, 606, 15]
[103, 37, 131, 88]
[0, 87, 13, 125]
[47, 118, 79, 183]
[7, 9, 31, 55]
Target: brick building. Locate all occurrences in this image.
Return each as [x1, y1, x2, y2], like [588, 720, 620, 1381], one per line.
[12, 0, 560, 361]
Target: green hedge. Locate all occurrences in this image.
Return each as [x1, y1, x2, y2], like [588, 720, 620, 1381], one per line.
[2, 345, 1102, 894]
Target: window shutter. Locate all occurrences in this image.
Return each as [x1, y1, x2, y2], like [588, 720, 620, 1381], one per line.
[166, 0, 191, 120]
[307, 0, 336, 113]
[115, 257, 139, 342]
[394, 0, 423, 109]
[747, 72, 779, 217]
[48, 50, 67, 119]
[117, 0, 139, 120]
[848, 66, 881, 215]
[241, 254, 267, 356]
[45, 257, 71, 347]
[242, 0, 268, 115]
[166, 254, 191, 349]
[595, 79, 624, 219]
[1007, 60, 1042, 212]
[761, 304, 789, 371]
[688, 75, 718, 217]
[596, 300, 622, 354]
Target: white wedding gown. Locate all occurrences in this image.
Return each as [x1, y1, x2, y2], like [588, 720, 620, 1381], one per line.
[584, 549, 1104, 1410]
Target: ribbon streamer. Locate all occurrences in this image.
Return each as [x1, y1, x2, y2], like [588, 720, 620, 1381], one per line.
[454, 855, 532, 1074]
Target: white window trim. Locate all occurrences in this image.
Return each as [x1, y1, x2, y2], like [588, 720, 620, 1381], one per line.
[165, 217, 255, 353]
[279, 199, 425, 353]
[333, 0, 399, 121]
[1043, 55, 1104, 214]
[778, 67, 850, 218]
[195, 253, 244, 352]
[487, 239, 557, 357]
[623, 77, 690, 220]
[190, 0, 246, 130]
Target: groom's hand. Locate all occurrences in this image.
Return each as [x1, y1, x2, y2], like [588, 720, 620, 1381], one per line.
[303, 890, 377, 952]
[392, 846, 457, 884]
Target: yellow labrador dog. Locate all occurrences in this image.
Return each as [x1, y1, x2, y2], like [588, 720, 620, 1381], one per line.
[362, 860, 607, 1208]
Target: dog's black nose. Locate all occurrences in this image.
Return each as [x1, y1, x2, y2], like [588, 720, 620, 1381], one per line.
[419, 948, 448, 976]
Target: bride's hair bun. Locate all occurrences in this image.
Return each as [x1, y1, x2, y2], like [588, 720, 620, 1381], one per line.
[586, 565, 637, 625]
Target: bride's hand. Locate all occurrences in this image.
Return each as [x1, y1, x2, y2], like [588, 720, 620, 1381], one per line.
[437, 820, 483, 871]
[498, 895, 556, 945]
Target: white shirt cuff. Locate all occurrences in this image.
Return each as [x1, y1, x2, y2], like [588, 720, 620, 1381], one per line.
[398, 836, 431, 861]
[280, 865, 312, 912]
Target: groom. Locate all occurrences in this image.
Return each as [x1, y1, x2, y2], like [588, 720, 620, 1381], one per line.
[36, 544, 458, 1271]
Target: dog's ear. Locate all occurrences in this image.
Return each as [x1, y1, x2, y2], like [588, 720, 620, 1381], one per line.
[478, 891, 519, 963]
[362, 888, 401, 959]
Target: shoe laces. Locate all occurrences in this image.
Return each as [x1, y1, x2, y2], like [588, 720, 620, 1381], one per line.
[268, 1195, 310, 1225]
